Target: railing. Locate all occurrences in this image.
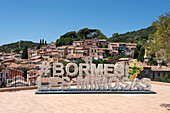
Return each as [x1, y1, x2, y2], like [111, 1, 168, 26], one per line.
[0, 69, 37, 88]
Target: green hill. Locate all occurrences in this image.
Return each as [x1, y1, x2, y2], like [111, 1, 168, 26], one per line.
[0, 40, 38, 53]
[56, 26, 157, 47]
[109, 26, 157, 43]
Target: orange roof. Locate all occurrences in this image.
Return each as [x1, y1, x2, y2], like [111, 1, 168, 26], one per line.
[50, 41, 56, 44]
[151, 66, 170, 71]
[8, 63, 28, 68]
[75, 47, 83, 50]
[112, 50, 117, 53]
[126, 43, 137, 46]
[97, 51, 104, 53]
[58, 46, 67, 49]
[67, 45, 75, 48]
[31, 59, 42, 63]
[99, 39, 107, 41]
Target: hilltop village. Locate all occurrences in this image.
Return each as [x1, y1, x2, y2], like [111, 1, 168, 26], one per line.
[0, 37, 169, 87]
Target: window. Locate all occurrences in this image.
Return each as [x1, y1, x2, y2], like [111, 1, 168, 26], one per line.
[69, 49, 72, 51]
[158, 73, 160, 77]
[58, 49, 63, 51]
[163, 73, 165, 77]
[152, 73, 155, 79]
[68, 52, 71, 54]
[146, 69, 148, 74]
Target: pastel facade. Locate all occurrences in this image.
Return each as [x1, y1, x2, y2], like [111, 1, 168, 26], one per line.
[73, 41, 84, 47]
[108, 42, 137, 56]
[57, 46, 68, 57]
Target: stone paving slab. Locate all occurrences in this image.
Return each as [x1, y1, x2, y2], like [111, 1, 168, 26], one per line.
[0, 83, 170, 113]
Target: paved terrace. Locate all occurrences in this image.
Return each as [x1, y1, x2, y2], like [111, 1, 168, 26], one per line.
[0, 82, 170, 113]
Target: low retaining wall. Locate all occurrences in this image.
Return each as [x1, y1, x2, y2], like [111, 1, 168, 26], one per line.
[0, 81, 169, 92]
[150, 81, 170, 86]
[0, 86, 38, 92]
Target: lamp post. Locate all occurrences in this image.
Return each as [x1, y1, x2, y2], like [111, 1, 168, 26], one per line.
[157, 58, 162, 68]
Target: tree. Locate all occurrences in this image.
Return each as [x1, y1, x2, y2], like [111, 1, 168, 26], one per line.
[103, 49, 110, 58]
[112, 33, 119, 38]
[77, 28, 107, 39]
[60, 31, 77, 39]
[22, 46, 28, 59]
[147, 53, 157, 65]
[37, 44, 40, 49]
[14, 48, 23, 54]
[75, 59, 85, 66]
[77, 28, 91, 39]
[138, 47, 145, 62]
[42, 39, 44, 45]
[40, 39, 42, 45]
[147, 12, 170, 62]
[99, 44, 103, 48]
[45, 41, 47, 45]
[134, 49, 138, 59]
[103, 44, 108, 48]
[56, 37, 73, 47]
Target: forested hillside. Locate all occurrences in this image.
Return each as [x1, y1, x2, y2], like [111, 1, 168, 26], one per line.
[108, 26, 157, 43]
[0, 41, 38, 53]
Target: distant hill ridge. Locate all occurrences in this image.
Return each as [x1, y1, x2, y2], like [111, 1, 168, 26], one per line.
[0, 40, 38, 53]
[0, 26, 157, 53]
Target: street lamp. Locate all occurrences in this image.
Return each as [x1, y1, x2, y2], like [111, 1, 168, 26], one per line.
[157, 58, 162, 68]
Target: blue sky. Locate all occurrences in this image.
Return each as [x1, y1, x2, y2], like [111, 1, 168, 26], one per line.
[0, 0, 169, 45]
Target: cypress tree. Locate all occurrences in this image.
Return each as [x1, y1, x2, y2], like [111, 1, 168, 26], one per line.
[42, 39, 44, 45]
[40, 39, 42, 45]
[138, 47, 145, 62]
[22, 46, 28, 59]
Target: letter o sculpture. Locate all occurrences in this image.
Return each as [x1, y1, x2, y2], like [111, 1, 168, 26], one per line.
[66, 63, 78, 76]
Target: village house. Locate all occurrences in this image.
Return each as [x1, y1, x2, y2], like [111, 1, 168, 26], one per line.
[49, 41, 56, 47]
[74, 47, 85, 59]
[0, 52, 6, 60]
[51, 48, 58, 55]
[42, 53, 50, 61]
[108, 42, 137, 56]
[73, 41, 84, 47]
[98, 39, 107, 45]
[126, 43, 137, 56]
[67, 45, 75, 55]
[57, 46, 68, 57]
[91, 38, 99, 47]
[90, 47, 111, 61]
[27, 69, 39, 85]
